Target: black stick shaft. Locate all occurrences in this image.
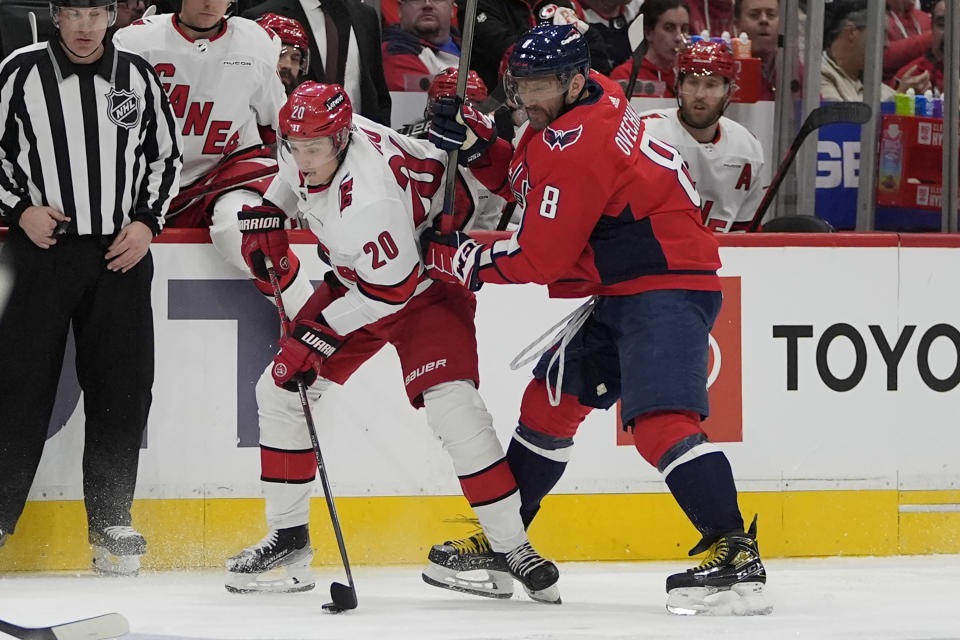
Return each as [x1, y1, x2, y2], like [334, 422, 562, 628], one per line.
[439, 0, 479, 233]
[265, 259, 357, 607]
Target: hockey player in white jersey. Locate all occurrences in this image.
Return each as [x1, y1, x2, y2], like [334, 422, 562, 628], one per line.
[640, 40, 765, 233]
[225, 82, 561, 604]
[113, 0, 312, 310]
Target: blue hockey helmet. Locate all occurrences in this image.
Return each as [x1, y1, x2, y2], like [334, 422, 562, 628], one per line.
[504, 24, 590, 108]
[507, 23, 590, 81]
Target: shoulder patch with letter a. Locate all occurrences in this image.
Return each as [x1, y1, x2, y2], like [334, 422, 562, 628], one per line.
[543, 125, 583, 151]
[106, 88, 141, 129]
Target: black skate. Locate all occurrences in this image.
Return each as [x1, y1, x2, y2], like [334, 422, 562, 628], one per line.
[422, 531, 514, 599]
[225, 525, 315, 594]
[505, 541, 561, 604]
[665, 515, 772, 616]
[90, 526, 147, 576]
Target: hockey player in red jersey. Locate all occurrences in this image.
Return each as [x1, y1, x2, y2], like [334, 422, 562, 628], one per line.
[114, 0, 313, 313]
[421, 23, 771, 615]
[224, 82, 561, 604]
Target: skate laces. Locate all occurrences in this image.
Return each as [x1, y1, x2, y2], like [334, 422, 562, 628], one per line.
[249, 530, 280, 552]
[505, 541, 548, 576]
[694, 537, 729, 571]
[450, 532, 491, 555]
[102, 526, 142, 540]
[510, 297, 597, 407]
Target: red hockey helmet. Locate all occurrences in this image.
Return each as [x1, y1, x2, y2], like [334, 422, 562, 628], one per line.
[278, 82, 353, 164]
[675, 40, 737, 82]
[256, 13, 311, 76]
[428, 68, 488, 105]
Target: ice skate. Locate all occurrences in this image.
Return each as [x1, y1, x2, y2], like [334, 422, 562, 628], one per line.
[90, 526, 146, 576]
[422, 531, 514, 599]
[225, 525, 315, 594]
[0, 528, 7, 547]
[505, 540, 561, 604]
[665, 515, 772, 616]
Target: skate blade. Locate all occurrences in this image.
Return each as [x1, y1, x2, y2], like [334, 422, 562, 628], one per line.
[225, 565, 316, 594]
[92, 547, 141, 577]
[422, 563, 514, 599]
[521, 582, 562, 605]
[666, 581, 772, 616]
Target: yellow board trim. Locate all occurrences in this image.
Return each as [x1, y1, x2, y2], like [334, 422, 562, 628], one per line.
[0, 490, 954, 571]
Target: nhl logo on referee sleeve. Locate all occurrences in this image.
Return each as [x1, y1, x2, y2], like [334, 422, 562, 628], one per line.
[106, 88, 142, 129]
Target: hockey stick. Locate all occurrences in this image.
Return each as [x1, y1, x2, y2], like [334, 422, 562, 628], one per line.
[0, 613, 129, 640]
[28, 11, 38, 44]
[438, 0, 479, 234]
[623, 15, 647, 99]
[167, 164, 278, 218]
[747, 101, 872, 232]
[263, 258, 358, 614]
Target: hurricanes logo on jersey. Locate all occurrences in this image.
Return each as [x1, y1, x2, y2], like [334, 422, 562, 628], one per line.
[106, 88, 142, 130]
[543, 125, 583, 151]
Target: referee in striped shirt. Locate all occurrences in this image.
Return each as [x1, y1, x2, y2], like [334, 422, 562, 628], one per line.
[0, 0, 181, 575]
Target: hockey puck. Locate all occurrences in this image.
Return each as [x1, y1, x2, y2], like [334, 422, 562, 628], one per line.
[322, 603, 344, 614]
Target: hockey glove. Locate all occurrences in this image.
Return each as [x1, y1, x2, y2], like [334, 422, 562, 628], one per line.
[239, 204, 290, 282]
[272, 319, 344, 392]
[428, 97, 496, 165]
[420, 228, 484, 291]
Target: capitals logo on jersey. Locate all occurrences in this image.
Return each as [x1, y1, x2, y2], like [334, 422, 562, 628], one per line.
[543, 125, 583, 151]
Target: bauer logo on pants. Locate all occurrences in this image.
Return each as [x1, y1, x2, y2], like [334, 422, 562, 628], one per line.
[106, 89, 142, 130]
[617, 276, 743, 445]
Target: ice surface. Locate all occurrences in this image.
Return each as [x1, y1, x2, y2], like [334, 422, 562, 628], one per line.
[1, 556, 959, 639]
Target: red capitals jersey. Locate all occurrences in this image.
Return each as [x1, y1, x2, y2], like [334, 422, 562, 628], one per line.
[479, 72, 720, 298]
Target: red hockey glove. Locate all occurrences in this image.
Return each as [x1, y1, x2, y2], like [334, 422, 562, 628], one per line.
[420, 228, 484, 291]
[238, 204, 289, 282]
[428, 97, 496, 165]
[272, 319, 344, 392]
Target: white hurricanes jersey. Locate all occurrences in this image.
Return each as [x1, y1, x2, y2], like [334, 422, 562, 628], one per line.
[640, 108, 765, 232]
[114, 15, 286, 186]
[265, 115, 449, 336]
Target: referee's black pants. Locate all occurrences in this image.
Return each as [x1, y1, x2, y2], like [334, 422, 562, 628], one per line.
[0, 228, 154, 536]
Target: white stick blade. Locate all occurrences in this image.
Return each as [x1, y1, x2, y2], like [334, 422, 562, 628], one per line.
[627, 15, 644, 50]
[51, 614, 130, 640]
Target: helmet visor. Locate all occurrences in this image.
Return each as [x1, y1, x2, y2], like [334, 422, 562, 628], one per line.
[279, 134, 340, 172]
[503, 71, 569, 107]
[52, 3, 117, 28]
[678, 74, 729, 100]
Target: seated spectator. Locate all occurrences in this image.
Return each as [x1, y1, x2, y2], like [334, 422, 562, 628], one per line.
[892, 0, 944, 96]
[687, 0, 736, 37]
[734, 0, 778, 100]
[579, 0, 644, 69]
[884, 0, 932, 85]
[610, 0, 690, 97]
[256, 13, 312, 94]
[641, 40, 766, 232]
[383, 0, 460, 91]
[459, 0, 611, 97]
[821, 0, 895, 102]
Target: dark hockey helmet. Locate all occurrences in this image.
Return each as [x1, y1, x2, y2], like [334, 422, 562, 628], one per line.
[50, 0, 117, 28]
[505, 23, 590, 106]
[507, 23, 589, 80]
[256, 13, 311, 78]
[278, 82, 353, 164]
